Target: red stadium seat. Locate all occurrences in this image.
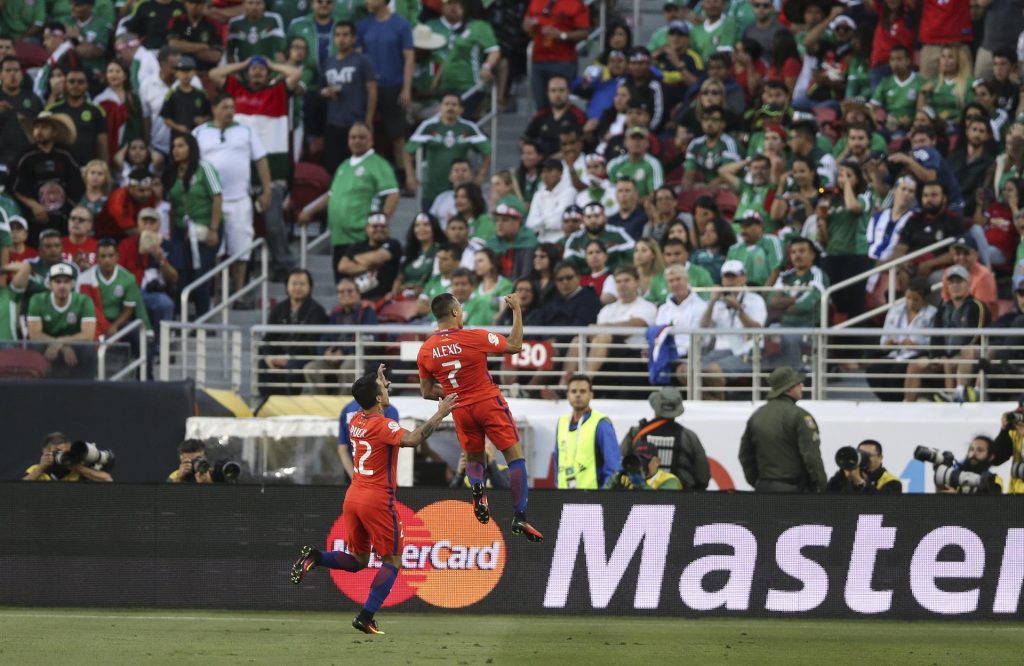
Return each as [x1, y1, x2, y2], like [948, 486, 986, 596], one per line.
[0, 348, 50, 379]
[677, 187, 715, 213]
[377, 299, 420, 323]
[715, 189, 740, 221]
[14, 41, 48, 69]
[287, 162, 332, 223]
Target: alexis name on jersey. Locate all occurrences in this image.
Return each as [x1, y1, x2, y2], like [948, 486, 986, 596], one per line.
[430, 343, 463, 359]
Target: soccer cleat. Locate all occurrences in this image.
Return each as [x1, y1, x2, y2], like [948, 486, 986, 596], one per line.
[290, 545, 318, 585]
[511, 514, 544, 542]
[964, 386, 978, 403]
[471, 483, 490, 524]
[932, 390, 954, 403]
[352, 617, 385, 635]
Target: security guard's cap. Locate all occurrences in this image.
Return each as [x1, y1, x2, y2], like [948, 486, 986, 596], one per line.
[767, 366, 804, 399]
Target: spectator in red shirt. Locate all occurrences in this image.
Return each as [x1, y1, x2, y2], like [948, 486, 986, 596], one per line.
[8, 217, 38, 262]
[869, 0, 915, 91]
[523, 0, 591, 111]
[917, 0, 973, 81]
[96, 167, 158, 239]
[62, 206, 98, 271]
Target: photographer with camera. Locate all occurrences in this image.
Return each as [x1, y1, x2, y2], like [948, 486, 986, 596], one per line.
[826, 440, 902, 493]
[167, 438, 242, 484]
[915, 438, 1004, 494]
[603, 443, 682, 491]
[993, 404, 1024, 494]
[168, 439, 213, 483]
[619, 387, 709, 490]
[22, 432, 113, 482]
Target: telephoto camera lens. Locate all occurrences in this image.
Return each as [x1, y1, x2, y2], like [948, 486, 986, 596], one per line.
[213, 460, 242, 483]
[835, 446, 864, 471]
[192, 457, 211, 475]
[913, 446, 953, 466]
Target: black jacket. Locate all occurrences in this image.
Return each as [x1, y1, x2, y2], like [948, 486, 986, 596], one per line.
[262, 298, 329, 357]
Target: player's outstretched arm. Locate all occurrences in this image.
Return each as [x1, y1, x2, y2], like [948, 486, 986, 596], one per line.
[503, 293, 524, 354]
[401, 393, 458, 447]
[419, 375, 446, 401]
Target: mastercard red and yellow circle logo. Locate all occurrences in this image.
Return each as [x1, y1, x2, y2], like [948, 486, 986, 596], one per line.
[326, 500, 506, 609]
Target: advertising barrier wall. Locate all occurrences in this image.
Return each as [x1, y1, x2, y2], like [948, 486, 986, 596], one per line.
[0, 380, 195, 482]
[3, 484, 1022, 619]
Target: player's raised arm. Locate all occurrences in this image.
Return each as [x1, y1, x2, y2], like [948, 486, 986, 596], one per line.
[401, 393, 458, 447]
[503, 293, 524, 354]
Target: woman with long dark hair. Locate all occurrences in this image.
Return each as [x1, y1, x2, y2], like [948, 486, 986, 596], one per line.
[94, 59, 144, 158]
[455, 183, 494, 242]
[515, 140, 544, 207]
[166, 133, 223, 316]
[473, 248, 514, 323]
[530, 242, 562, 304]
[691, 217, 737, 285]
[394, 212, 445, 296]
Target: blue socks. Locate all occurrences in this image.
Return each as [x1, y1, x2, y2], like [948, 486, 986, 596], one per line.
[509, 458, 528, 515]
[317, 550, 365, 572]
[466, 461, 485, 487]
[363, 562, 399, 616]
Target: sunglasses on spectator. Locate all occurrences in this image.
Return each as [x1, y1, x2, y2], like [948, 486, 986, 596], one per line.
[555, 274, 576, 282]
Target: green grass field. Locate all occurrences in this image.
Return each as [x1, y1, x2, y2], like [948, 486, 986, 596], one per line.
[0, 608, 1020, 665]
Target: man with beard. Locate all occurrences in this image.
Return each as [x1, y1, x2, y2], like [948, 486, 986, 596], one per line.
[892, 181, 963, 282]
[0, 56, 42, 169]
[47, 67, 108, 166]
[936, 436, 1003, 494]
[12, 113, 84, 242]
[564, 202, 635, 272]
[523, 76, 586, 157]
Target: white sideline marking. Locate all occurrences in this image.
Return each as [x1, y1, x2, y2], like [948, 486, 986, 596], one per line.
[0, 612, 347, 623]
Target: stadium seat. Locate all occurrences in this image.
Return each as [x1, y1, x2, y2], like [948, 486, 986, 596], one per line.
[287, 162, 332, 223]
[715, 189, 740, 221]
[677, 187, 715, 213]
[0, 348, 50, 379]
[14, 42, 48, 68]
[377, 299, 420, 323]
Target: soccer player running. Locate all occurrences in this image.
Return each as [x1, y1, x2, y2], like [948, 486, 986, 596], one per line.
[291, 364, 457, 635]
[416, 292, 543, 542]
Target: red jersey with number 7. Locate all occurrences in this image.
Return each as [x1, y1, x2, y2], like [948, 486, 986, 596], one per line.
[346, 410, 408, 501]
[417, 328, 507, 407]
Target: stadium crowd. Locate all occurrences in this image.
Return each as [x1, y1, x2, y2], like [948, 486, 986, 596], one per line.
[0, 0, 1022, 401]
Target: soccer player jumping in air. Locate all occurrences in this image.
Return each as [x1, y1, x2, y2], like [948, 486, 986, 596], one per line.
[416, 293, 543, 542]
[291, 364, 457, 635]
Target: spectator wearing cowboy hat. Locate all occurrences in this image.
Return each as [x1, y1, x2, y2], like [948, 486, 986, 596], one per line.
[11, 111, 84, 243]
[739, 366, 826, 493]
[619, 386, 710, 490]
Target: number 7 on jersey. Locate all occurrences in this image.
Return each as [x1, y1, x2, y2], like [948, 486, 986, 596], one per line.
[441, 360, 462, 388]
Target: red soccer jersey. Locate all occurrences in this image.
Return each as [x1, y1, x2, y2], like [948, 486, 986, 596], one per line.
[525, 0, 590, 63]
[417, 327, 507, 407]
[9, 246, 38, 262]
[62, 237, 97, 268]
[346, 410, 407, 500]
[918, 0, 972, 45]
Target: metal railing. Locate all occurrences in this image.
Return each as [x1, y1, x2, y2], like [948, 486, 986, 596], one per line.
[159, 320, 245, 392]
[819, 236, 956, 329]
[233, 324, 1024, 404]
[298, 223, 331, 270]
[97, 319, 147, 381]
[180, 238, 269, 327]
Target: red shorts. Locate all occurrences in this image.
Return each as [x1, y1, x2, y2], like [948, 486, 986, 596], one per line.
[343, 496, 403, 557]
[452, 395, 521, 454]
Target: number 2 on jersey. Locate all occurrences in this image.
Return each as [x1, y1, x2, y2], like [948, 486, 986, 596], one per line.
[441, 360, 462, 388]
[354, 439, 373, 476]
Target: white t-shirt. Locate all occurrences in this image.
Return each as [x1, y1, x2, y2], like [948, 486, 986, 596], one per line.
[655, 290, 705, 356]
[707, 292, 767, 355]
[597, 296, 657, 346]
[193, 122, 267, 201]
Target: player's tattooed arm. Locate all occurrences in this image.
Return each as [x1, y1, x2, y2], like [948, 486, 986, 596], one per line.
[419, 376, 446, 401]
[401, 393, 458, 447]
[502, 293, 524, 354]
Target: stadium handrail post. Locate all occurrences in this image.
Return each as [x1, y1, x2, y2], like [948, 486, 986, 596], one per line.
[97, 318, 146, 381]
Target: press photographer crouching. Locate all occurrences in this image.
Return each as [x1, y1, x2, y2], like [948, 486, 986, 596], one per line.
[22, 432, 114, 482]
[168, 439, 242, 484]
[915, 438, 1003, 494]
[993, 404, 1024, 494]
[826, 440, 902, 493]
[603, 443, 682, 490]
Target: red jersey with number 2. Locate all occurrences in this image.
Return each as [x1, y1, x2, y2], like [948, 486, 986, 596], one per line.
[417, 328, 507, 407]
[346, 410, 407, 502]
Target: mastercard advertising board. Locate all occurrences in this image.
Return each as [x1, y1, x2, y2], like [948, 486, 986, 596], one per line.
[326, 500, 507, 609]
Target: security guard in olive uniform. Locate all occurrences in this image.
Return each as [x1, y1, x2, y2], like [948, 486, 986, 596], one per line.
[739, 367, 826, 492]
[825, 440, 902, 493]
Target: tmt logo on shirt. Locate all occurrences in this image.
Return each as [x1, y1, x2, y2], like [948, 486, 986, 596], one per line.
[326, 67, 356, 86]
